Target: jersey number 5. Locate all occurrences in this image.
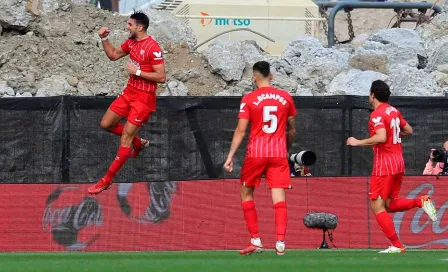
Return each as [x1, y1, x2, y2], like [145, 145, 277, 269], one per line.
[390, 117, 401, 144]
[263, 106, 278, 134]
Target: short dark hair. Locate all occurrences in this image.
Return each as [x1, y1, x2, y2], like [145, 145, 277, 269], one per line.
[253, 61, 271, 78]
[370, 80, 391, 102]
[130, 10, 149, 31]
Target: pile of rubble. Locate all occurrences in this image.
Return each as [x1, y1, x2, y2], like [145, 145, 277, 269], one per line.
[0, 0, 447, 98]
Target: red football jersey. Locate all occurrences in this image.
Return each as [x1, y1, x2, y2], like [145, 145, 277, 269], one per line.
[369, 103, 408, 176]
[121, 36, 164, 92]
[238, 87, 297, 158]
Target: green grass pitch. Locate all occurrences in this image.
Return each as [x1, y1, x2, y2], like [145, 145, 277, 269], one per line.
[0, 249, 447, 272]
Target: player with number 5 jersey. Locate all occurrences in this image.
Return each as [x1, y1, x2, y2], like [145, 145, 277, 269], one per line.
[346, 80, 437, 254]
[224, 61, 297, 256]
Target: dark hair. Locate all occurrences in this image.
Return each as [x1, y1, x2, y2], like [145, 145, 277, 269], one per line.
[253, 61, 271, 78]
[370, 80, 391, 102]
[130, 10, 149, 31]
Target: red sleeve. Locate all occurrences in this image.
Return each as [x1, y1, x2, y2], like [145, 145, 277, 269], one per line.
[120, 39, 131, 54]
[370, 112, 385, 132]
[238, 96, 250, 120]
[148, 42, 165, 65]
[398, 112, 408, 128]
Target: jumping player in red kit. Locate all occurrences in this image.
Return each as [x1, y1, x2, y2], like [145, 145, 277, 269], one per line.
[347, 80, 437, 253]
[224, 61, 297, 256]
[88, 11, 166, 195]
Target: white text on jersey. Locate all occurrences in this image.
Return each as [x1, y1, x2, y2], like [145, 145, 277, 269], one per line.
[385, 106, 398, 116]
[253, 93, 288, 106]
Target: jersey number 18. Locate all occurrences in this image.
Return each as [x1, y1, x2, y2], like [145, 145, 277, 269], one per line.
[390, 117, 401, 144]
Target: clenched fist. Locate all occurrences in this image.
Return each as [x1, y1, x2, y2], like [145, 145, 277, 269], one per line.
[98, 26, 110, 38]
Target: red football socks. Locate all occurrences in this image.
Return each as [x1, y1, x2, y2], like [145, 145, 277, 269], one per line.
[274, 201, 287, 241]
[242, 200, 260, 238]
[103, 146, 132, 182]
[108, 122, 125, 136]
[375, 210, 403, 248]
[108, 123, 142, 149]
[389, 198, 422, 212]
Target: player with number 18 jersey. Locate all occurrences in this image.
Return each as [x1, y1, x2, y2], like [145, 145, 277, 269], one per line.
[347, 80, 437, 254]
[369, 104, 407, 176]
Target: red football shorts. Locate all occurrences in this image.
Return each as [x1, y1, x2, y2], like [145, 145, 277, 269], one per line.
[109, 86, 156, 127]
[369, 173, 403, 200]
[240, 158, 292, 189]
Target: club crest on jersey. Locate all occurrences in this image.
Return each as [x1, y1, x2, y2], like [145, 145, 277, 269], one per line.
[140, 49, 145, 56]
[153, 52, 163, 60]
[372, 117, 383, 126]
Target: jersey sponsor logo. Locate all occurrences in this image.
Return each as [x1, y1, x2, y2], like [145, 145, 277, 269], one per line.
[153, 52, 163, 60]
[372, 117, 383, 126]
[240, 103, 246, 112]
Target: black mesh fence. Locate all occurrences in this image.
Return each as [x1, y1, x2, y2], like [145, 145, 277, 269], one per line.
[0, 95, 447, 184]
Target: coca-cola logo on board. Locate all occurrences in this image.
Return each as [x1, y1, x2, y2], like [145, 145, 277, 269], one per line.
[117, 181, 176, 224]
[394, 183, 448, 248]
[42, 186, 104, 251]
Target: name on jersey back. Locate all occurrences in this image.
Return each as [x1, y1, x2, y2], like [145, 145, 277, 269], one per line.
[253, 93, 288, 106]
[385, 106, 398, 116]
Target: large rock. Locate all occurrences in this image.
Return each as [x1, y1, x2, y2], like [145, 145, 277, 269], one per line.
[0, 81, 15, 97]
[424, 39, 448, 72]
[296, 84, 314, 96]
[369, 28, 426, 56]
[417, 12, 448, 42]
[274, 36, 351, 93]
[204, 40, 246, 82]
[386, 65, 443, 96]
[15, 91, 32, 97]
[416, 13, 448, 72]
[327, 69, 389, 96]
[271, 74, 297, 94]
[349, 52, 388, 74]
[241, 40, 268, 65]
[76, 81, 94, 96]
[274, 36, 326, 76]
[0, 0, 71, 31]
[32, 15, 73, 37]
[143, 8, 197, 49]
[160, 80, 189, 96]
[172, 68, 201, 83]
[214, 79, 253, 96]
[430, 71, 448, 87]
[6, 74, 36, 94]
[355, 29, 427, 73]
[35, 75, 76, 97]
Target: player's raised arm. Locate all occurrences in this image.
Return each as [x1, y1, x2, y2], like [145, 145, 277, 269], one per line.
[98, 26, 128, 61]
